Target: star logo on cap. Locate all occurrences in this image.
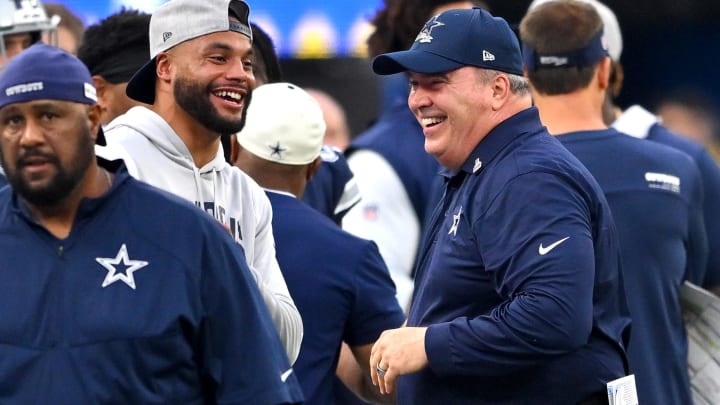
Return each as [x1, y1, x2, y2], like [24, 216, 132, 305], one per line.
[269, 142, 287, 159]
[415, 16, 445, 44]
[96, 244, 149, 290]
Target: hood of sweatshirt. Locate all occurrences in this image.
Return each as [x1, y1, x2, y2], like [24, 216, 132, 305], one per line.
[105, 106, 229, 175]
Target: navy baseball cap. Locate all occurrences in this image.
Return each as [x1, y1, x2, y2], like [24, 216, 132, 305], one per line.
[126, 0, 252, 104]
[0, 43, 106, 145]
[373, 7, 523, 76]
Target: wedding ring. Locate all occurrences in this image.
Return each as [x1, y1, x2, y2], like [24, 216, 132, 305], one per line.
[376, 363, 386, 377]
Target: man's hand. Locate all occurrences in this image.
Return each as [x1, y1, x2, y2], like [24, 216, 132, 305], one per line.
[370, 326, 429, 395]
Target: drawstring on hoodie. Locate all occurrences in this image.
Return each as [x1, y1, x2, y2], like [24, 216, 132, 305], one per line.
[192, 166, 205, 210]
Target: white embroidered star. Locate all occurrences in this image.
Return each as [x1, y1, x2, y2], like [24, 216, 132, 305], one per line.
[448, 206, 462, 236]
[96, 244, 149, 290]
[415, 16, 445, 43]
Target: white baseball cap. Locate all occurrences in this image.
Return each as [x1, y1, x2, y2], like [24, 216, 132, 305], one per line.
[528, 0, 623, 61]
[237, 83, 326, 165]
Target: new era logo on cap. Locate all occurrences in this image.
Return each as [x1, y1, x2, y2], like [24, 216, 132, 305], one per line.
[482, 50, 495, 61]
[162, 32, 173, 42]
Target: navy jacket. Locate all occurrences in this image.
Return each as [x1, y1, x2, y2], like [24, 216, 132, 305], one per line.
[403, 108, 631, 404]
[0, 168, 303, 404]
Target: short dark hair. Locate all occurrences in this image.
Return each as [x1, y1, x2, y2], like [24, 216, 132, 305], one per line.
[77, 8, 150, 83]
[520, 0, 603, 95]
[366, 0, 488, 56]
[250, 22, 282, 84]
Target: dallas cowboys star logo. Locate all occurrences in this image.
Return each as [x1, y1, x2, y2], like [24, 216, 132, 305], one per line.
[96, 244, 149, 290]
[448, 205, 462, 236]
[415, 16, 445, 43]
[269, 142, 287, 159]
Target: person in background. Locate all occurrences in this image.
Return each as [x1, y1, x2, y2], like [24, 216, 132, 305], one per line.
[368, 7, 631, 403]
[235, 82, 405, 405]
[0, 0, 57, 67]
[232, 22, 361, 226]
[95, 0, 303, 363]
[0, 43, 302, 404]
[77, 8, 151, 126]
[539, 0, 720, 292]
[306, 88, 352, 151]
[42, 2, 84, 55]
[656, 89, 720, 163]
[521, 1, 707, 403]
[343, 0, 488, 311]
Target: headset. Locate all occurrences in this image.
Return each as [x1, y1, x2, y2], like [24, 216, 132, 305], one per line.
[1, 0, 59, 67]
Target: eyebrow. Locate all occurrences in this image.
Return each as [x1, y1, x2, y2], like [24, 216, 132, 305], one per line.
[203, 42, 254, 57]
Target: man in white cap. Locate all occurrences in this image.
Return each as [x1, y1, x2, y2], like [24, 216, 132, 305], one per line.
[234, 82, 405, 405]
[95, 0, 303, 363]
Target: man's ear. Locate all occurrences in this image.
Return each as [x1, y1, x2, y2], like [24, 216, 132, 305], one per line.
[597, 56, 612, 91]
[491, 73, 511, 111]
[155, 52, 173, 82]
[91, 75, 108, 110]
[307, 156, 322, 182]
[87, 104, 103, 143]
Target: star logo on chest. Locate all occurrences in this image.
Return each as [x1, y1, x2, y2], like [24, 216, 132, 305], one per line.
[269, 142, 287, 159]
[96, 244, 149, 290]
[448, 205, 462, 236]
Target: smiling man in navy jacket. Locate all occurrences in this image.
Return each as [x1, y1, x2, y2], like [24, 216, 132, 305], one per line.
[367, 7, 631, 404]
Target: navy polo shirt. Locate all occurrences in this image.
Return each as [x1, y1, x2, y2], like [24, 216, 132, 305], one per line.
[401, 107, 631, 404]
[268, 191, 405, 405]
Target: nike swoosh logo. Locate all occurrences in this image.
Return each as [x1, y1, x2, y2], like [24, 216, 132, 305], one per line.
[538, 236, 570, 255]
[280, 368, 294, 382]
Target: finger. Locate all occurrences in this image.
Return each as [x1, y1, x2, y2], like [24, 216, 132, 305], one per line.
[369, 340, 383, 386]
[383, 369, 396, 394]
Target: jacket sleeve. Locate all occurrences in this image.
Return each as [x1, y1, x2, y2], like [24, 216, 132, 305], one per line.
[685, 160, 709, 285]
[248, 182, 303, 364]
[696, 149, 720, 289]
[199, 223, 304, 404]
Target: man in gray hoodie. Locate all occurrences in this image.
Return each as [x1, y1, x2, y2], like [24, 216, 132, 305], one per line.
[95, 0, 302, 363]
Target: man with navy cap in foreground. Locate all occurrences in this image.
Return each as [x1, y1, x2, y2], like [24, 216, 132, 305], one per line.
[0, 44, 303, 404]
[368, 7, 631, 404]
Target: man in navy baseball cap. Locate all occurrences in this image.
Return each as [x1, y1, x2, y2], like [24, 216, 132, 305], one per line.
[367, 6, 631, 405]
[372, 7, 523, 76]
[0, 43, 106, 145]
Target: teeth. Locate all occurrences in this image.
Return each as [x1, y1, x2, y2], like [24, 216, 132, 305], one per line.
[421, 117, 445, 126]
[215, 91, 243, 101]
